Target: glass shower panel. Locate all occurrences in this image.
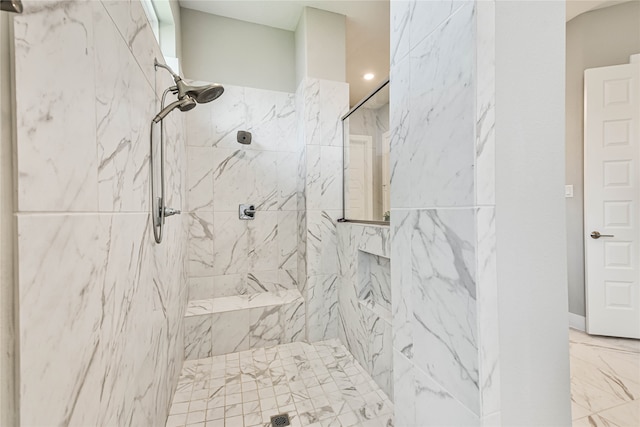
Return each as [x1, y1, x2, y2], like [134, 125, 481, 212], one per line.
[342, 81, 390, 222]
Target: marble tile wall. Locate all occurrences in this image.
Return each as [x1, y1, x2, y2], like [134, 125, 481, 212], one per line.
[13, 1, 188, 425]
[337, 223, 393, 399]
[390, 0, 500, 425]
[184, 84, 299, 300]
[295, 78, 349, 343]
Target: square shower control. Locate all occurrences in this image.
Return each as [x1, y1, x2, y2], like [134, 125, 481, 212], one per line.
[239, 204, 256, 220]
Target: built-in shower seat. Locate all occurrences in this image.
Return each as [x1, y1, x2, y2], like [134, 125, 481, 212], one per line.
[183, 289, 305, 361]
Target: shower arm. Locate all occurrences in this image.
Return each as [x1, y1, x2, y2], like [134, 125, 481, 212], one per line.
[154, 58, 182, 82]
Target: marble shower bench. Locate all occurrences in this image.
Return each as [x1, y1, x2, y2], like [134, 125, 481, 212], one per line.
[183, 289, 305, 360]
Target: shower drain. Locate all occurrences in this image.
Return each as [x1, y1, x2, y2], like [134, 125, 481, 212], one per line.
[270, 413, 291, 427]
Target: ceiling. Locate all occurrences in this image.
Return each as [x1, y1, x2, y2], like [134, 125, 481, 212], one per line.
[179, 0, 390, 106]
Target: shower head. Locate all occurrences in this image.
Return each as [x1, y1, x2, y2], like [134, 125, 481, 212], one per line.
[152, 97, 196, 123]
[177, 81, 225, 104]
[154, 59, 225, 104]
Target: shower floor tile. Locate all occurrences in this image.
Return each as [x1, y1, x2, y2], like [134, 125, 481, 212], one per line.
[166, 339, 394, 427]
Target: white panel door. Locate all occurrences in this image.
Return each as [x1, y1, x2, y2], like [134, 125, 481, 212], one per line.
[348, 135, 373, 220]
[584, 62, 640, 339]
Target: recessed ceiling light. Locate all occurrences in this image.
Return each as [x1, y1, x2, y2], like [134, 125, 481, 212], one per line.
[363, 73, 375, 81]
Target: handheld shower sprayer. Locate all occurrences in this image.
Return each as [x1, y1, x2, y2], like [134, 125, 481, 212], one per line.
[150, 59, 225, 244]
[152, 97, 196, 123]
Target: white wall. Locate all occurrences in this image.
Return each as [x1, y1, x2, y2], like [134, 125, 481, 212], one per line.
[496, 1, 571, 424]
[565, 1, 640, 317]
[294, 7, 346, 85]
[180, 7, 296, 92]
[0, 11, 16, 427]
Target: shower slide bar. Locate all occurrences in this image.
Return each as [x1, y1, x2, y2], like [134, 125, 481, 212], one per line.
[150, 59, 224, 244]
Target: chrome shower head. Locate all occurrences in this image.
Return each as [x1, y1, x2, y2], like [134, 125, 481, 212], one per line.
[152, 97, 196, 123]
[180, 82, 225, 104]
[154, 59, 225, 104]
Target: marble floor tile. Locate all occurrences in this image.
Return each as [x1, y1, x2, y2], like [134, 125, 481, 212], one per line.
[570, 329, 640, 427]
[167, 340, 393, 427]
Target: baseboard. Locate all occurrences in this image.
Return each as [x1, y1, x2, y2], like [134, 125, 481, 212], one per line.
[569, 312, 586, 331]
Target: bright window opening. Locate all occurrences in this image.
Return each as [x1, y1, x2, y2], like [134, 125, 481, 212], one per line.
[141, 0, 160, 43]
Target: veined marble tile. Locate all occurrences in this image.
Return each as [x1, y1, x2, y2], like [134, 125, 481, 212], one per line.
[407, 2, 475, 208]
[249, 305, 283, 348]
[570, 354, 638, 404]
[297, 143, 308, 212]
[571, 378, 628, 415]
[570, 328, 640, 355]
[475, 0, 496, 206]
[212, 211, 249, 275]
[188, 212, 214, 277]
[337, 288, 369, 371]
[369, 312, 393, 399]
[247, 211, 279, 271]
[185, 299, 215, 317]
[94, 4, 150, 212]
[17, 214, 104, 425]
[411, 208, 479, 414]
[212, 148, 279, 212]
[297, 210, 308, 295]
[184, 101, 213, 147]
[277, 152, 298, 210]
[369, 254, 392, 313]
[279, 269, 299, 292]
[209, 85, 247, 148]
[302, 78, 321, 146]
[248, 290, 292, 307]
[245, 88, 296, 152]
[390, 0, 411, 66]
[101, 0, 159, 89]
[16, 2, 187, 425]
[186, 146, 214, 211]
[247, 270, 298, 294]
[278, 211, 298, 270]
[393, 350, 416, 426]
[391, 210, 414, 359]
[414, 366, 481, 427]
[409, 0, 464, 50]
[189, 274, 246, 300]
[356, 224, 391, 258]
[282, 299, 306, 343]
[338, 223, 395, 391]
[389, 53, 411, 209]
[320, 146, 343, 210]
[211, 311, 250, 356]
[188, 276, 216, 300]
[210, 295, 249, 314]
[318, 79, 349, 147]
[184, 316, 213, 360]
[14, 0, 98, 212]
[570, 345, 640, 400]
[476, 207, 500, 415]
[594, 399, 640, 426]
[306, 210, 341, 276]
[571, 402, 592, 421]
[307, 274, 339, 342]
[305, 145, 322, 210]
